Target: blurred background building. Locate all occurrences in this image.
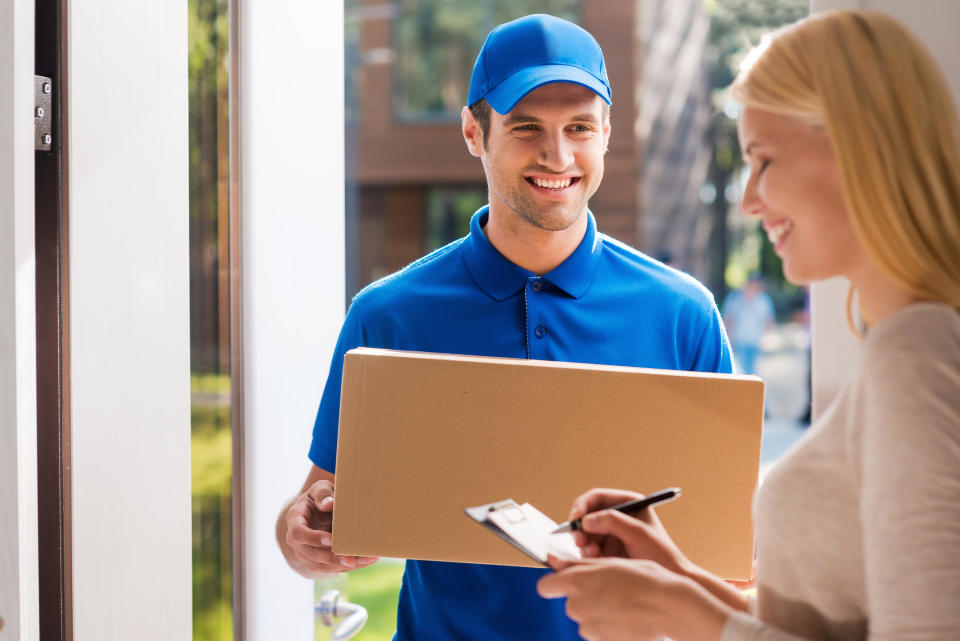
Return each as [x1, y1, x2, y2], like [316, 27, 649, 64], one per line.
[344, 0, 807, 311]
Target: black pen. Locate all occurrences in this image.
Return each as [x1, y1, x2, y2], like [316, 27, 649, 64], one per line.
[551, 487, 682, 534]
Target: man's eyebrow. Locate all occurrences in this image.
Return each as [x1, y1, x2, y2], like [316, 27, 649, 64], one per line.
[501, 112, 601, 127]
[569, 113, 599, 123]
[502, 114, 541, 126]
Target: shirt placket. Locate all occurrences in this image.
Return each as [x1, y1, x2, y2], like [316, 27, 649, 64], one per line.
[524, 276, 549, 360]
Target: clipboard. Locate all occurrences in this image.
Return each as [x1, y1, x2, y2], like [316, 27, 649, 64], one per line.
[464, 499, 582, 566]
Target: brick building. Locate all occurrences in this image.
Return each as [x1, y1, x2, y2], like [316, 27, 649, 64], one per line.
[345, 0, 717, 301]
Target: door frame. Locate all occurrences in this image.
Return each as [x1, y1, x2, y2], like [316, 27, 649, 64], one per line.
[0, 0, 40, 637]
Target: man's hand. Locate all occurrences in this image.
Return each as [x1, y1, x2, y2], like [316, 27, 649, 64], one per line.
[277, 468, 379, 578]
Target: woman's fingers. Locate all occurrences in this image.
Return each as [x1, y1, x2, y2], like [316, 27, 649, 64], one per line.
[568, 488, 644, 522]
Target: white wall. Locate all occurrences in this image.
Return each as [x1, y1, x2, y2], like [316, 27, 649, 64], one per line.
[68, 2, 192, 639]
[809, 0, 960, 417]
[0, 0, 39, 638]
[239, 1, 346, 639]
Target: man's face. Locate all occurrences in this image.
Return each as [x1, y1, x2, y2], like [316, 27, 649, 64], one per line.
[464, 83, 611, 233]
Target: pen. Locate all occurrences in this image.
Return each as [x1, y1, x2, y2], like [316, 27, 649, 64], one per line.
[550, 487, 682, 534]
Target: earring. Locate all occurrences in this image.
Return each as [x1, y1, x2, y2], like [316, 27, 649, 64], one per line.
[845, 284, 864, 340]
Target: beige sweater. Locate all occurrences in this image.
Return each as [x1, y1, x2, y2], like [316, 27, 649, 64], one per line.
[722, 303, 960, 641]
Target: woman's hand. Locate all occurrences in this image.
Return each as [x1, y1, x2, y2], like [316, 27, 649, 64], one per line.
[537, 556, 730, 641]
[568, 488, 688, 573]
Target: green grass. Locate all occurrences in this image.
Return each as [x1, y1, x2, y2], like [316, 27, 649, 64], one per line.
[191, 372, 232, 395]
[192, 373, 234, 641]
[315, 561, 405, 641]
[191, 417, 232, 495]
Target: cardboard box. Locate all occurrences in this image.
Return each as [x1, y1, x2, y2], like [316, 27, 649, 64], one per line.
[332, 347, 764, 579]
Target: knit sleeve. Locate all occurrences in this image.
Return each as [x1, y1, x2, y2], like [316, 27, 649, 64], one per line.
[721, 611, 815, 641]
[857, 309, 960, 640]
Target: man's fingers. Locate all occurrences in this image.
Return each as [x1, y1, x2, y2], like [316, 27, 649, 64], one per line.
[305, 479, 335, 505]
[294, 544, 376, 572]
[288, 521, 332, 548]
[294, 543, 337, 567]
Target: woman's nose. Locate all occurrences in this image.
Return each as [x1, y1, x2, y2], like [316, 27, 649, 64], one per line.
[739, 172, 763, 218]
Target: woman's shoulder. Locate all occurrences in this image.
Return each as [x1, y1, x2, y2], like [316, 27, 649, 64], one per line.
[863, 302, 960, 370]
[855, 303, 960, 441]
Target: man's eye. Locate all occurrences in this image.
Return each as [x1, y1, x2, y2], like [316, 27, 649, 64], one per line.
[514, 125, 538, 132]
[758, 159, 772, 174]
[569, 125, 591, 133]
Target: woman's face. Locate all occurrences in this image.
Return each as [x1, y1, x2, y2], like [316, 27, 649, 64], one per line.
[737, 106, 866, 285]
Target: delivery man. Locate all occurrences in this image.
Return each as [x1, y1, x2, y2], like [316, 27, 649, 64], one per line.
[276, 13, 733, 641]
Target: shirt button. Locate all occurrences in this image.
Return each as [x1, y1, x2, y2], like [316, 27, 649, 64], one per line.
[534, 325, 547, 339]
[531, 280, 543, 292]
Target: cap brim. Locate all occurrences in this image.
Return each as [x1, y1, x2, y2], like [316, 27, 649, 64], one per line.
[484, 64, 612, 114]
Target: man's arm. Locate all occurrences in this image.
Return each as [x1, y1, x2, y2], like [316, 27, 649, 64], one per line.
[276, 464, 379, 578]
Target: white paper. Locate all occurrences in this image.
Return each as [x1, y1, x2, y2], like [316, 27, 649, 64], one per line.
[486, 502, 582, 563]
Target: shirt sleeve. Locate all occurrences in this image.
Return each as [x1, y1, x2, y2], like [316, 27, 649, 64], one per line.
[307, 302, 368, 473]
[691, 302, 735, 375]
[857, 333, 960, 640]
[722, 612, 814, 641]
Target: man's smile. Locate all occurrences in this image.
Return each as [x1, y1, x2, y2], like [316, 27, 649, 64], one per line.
[524, 175, 582, 193]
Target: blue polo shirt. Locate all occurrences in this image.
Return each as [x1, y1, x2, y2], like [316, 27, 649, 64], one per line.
[310, 207, 732, 641]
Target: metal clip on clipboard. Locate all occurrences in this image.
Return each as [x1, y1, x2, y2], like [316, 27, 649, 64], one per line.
[464, 499, 581, 566]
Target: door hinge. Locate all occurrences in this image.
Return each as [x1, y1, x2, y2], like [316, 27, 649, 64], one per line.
[35, 75, 53, 151]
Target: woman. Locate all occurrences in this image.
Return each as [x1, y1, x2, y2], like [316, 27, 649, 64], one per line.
[537, 9, 960, 641]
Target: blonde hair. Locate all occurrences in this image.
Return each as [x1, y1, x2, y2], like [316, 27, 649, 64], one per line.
[731, 10, 960, 317]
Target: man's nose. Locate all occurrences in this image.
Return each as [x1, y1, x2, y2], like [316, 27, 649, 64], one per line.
[538, 132, 575, 172]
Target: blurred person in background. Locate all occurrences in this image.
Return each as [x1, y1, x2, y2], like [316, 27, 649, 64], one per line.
[722, 273, 776, 375]
[538, 9, 960, 641]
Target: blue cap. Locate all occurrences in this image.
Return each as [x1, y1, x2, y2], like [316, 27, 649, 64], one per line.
[467, 14, 612, 114]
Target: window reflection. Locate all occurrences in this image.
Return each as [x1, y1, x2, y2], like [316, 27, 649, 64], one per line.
[188, 0, 234, 639]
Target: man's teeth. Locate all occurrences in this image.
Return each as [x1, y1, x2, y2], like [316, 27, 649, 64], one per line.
[766, 220, 793, 245]
[532, 177, 573, 189]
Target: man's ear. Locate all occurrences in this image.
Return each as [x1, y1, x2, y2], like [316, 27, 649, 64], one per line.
[462, 106, 484, 158]
[602, 116, 611, 154]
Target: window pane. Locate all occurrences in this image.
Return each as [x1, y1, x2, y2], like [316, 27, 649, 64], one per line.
[188, 0, 234, 639]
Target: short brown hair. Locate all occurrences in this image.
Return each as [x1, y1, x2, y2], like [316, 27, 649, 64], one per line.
[468, 96, 610, 148]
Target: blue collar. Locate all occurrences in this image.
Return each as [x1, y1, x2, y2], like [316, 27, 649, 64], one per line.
[461, 206, 603, 301]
